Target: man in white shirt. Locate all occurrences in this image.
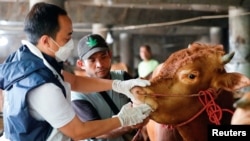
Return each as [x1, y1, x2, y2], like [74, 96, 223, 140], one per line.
[0, 2, 152, 141]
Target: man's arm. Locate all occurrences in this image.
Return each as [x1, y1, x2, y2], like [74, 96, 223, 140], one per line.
[96, 126, 135, 139]
[63, 70, 113, 93]
[63, 70, 151, 101]
[60, 115, 121, 140]
[29, 83, 122, 140]
[71, 98, 136, 139]
[60, 103, 152, 141]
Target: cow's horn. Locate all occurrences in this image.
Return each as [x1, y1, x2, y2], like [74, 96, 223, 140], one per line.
[221, 52, 235, 64]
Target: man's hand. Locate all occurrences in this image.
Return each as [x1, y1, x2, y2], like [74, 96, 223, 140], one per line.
[115, 102, 153, 127]
[130, 117, 150, 129]
[112, 79, 150, 100]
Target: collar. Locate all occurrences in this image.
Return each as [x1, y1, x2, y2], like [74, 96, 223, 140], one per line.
[21, 40, 64, 80]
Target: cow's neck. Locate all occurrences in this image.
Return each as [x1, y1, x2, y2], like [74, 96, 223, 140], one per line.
[177, 112, 209, 141]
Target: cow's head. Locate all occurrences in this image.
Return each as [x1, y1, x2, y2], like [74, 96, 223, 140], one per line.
[134, 43, 250, 124]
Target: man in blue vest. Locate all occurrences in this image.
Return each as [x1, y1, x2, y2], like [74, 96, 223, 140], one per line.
[72, 34, 146, 141]
[0, 2, 152, 141]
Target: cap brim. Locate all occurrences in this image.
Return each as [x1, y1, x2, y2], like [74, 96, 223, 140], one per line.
[81, 47, 109, 59]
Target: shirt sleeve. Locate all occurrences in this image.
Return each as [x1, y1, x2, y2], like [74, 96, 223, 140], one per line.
[28, 83, 75, 128]
[71, 100, 101, 121]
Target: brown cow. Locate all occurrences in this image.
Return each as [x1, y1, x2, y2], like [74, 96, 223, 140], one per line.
[231, 91, 250, 125]
[132, 43, 250, 141]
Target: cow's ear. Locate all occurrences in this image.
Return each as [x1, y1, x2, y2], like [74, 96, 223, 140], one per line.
[213, 73, 250, 91]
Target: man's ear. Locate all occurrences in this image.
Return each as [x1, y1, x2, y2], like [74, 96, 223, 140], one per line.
[76, 59, 85, 70]
[37, 35, 51, 53]
[39, 35, 50, 47]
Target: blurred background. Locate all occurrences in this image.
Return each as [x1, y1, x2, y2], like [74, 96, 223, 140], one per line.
[0, 0, 250, 77]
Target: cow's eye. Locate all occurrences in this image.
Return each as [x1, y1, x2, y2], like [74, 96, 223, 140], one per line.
[188, 74, 196, 79]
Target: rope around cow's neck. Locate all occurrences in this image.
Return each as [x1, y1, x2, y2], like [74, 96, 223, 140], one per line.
[198, 88, 234, 125]
[172, 88, 233, 128]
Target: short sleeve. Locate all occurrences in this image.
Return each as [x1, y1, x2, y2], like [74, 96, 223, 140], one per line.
[28, 83, 75, 128]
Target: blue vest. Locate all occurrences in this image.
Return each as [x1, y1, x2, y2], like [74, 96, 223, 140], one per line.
[0, 45, 66, 141]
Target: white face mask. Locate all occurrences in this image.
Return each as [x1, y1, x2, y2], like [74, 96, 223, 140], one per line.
[50, 38, 74, 62]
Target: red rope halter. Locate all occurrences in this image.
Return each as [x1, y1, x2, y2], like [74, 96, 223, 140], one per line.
[170, 88, 233, 128]
[197, 88, 234, 125]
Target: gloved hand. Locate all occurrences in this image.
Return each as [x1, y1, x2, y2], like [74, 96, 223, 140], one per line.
[112, 79, 150, 100]
[115, 102, 153, 127]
